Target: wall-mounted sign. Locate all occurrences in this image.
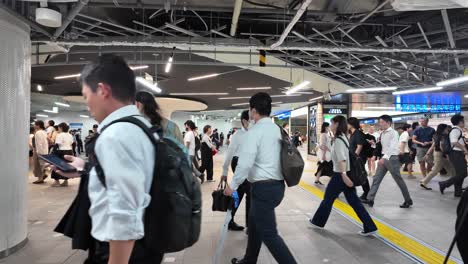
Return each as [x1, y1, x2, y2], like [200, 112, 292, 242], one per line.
[395, 92, 461, 113]
[275, 111, 291, 120]
[322, 104, 348, 115]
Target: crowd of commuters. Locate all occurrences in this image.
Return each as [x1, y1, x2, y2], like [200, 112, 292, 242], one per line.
[26, 54, 468, 263]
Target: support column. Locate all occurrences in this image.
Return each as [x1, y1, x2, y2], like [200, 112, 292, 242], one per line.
[0, 8, 31, 258]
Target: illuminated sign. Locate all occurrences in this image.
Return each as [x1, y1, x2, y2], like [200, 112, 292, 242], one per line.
[323, 104, 348, 115]
[275, 111, 291, 120]
[395, 92, 461, 113]
[327, 108, 343, 114]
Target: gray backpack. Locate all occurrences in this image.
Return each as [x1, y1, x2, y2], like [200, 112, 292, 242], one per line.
[277, 124, 305, 187]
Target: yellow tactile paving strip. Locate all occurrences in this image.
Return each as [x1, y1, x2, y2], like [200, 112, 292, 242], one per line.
[299, 181, 460, 264]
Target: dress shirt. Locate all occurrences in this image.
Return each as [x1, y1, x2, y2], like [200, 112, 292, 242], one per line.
[399, 131, 410, 153]
[55, 132, 74, 151]
[380, 127, 400, 159]
[230, 118, 283, 190]
[88, 105, 157, 242]
[222, 129, 246, 176]
[202, 134, 213, 149]
[34, 130, 49, 155]
[450, 126, 465, 151]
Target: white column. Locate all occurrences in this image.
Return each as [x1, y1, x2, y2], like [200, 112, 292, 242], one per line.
[0, 8, 31, 257]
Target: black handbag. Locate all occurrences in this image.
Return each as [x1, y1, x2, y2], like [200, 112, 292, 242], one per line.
[211, 181, 233, 212]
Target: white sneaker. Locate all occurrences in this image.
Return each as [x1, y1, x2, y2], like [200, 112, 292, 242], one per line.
[359, 230, 378, 237]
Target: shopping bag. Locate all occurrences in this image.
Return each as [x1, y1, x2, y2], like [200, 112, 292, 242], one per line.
[212, 180, 233, 212]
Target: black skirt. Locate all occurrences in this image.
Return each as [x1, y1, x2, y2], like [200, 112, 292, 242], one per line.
[316, 160, 333, 177]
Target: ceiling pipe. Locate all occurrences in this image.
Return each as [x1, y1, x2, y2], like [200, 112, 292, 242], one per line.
[345, 0, 391, 34]
[53, 0, 89, 40]
[230, 0, 243, 37]
[271, 0, 313, 49]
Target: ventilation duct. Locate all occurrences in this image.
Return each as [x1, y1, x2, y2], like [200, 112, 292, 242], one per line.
[392, 0, 468, 11]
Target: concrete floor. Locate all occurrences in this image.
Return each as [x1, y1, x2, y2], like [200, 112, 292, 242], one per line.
[0, 146, 463, 264]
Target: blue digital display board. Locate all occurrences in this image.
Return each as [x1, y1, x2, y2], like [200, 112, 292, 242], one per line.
[395, 92, 461, 113]
[275, 111, 291, 120]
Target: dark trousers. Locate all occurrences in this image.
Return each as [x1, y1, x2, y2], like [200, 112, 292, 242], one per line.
[77, 143, 83, 155]
[199, 154, 214, 181]
[85, 240, 164, 264]
[243, 180, 297, 264]
[360, 159, 370, 197]
[457, 191, 468, 262]
[312, 173, 377, 233]
[231, 157, 250, 226]
[441, 151, 467, 195]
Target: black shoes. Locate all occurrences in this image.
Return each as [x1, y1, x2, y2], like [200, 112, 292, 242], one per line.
[231, 258, 253, 264]
[359, 194, 368, 200]
[400, 200, 413, 208]
[420, 183, 432, 190]
[314, 180, 323, 185]
[199, 174, 205, 184]
[228, 221, 245, 231]
[439, 182, 446, 195]
[361, 199, 374, 207]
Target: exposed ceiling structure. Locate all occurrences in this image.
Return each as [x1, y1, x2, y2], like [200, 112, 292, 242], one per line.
[3, 0, 468, 112]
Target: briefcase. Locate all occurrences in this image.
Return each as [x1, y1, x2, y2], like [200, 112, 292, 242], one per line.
[212, 181, 233, 212]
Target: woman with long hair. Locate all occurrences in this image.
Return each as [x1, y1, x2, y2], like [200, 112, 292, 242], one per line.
[310, 115, 377, 236]
[315, 122, 333, 185]
[420, 124, 455, 190]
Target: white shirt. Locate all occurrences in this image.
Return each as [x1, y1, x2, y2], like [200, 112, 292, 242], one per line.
[55, 132, 74, 151]
[184, 131, 196, 156]
[450, 126, 465, 151]
[372, 132, 381, 142]
[399, 131, 410, 153]
[317, 132, 332, 162]
[46, 126, 55, 136]
[34, 130, 49, 155]
[202, 134, 213, 149]
[88, 105, 157, 242]
[332, 135, 351, 172]
[381, 127, 400, 159]
[230, 118, 284, 190]
[222, 129, 246, 176]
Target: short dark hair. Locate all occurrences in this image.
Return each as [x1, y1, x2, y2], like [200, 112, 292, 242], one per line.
[347, 117, 360, 130]
[48, 120, 55, 126]
[331, 115, 347, 138]
[402, 124, 411, 131]
[35, 120, 45, 130]
[282, 123, 288, 128]
[451, 114, 464, 126]
[79, 54, 136, 103]
[184, 120, 196, 130]
[411, 122, 419, 130]
[203, 125, 211, 134]
[93, 124, 99, 129]
[320, 122, 330, 133]
[30, 126, 35, 134]
[249, 92, 272, 116]
[436, 124, 448, 135]
[58, 122, 70, 133]
[241, 110, 249, 122]
[379, 115, 393, 124]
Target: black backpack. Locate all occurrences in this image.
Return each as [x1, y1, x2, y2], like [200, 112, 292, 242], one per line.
[96, 117, 202, 253]
[277, 124, 305, 187]
[441, 128, 462, 155]
[337, 137, 368, 187]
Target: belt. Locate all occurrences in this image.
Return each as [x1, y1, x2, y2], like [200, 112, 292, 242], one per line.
[252, 179, 283, 185]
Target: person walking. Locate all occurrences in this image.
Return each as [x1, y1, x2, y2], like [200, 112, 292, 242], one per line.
[220, 132, 225, 147]
[348, 117, 371, 200]
[32, 120, 49, 184]
[51, 123, 74, 187]
[362, 115, 413, 208]
[398, 124, 414, 178]
[224, 92, 297, 264]
[420, 124, 455, 190]
[412, 117, 435, 179]
[439, 114, 468, 197]
[315, 122, 333, 185]
[310, 115, 378, 236]
[200, 125, 216, 182]
[184, 120, 205, 183]
[364, 127, 377, 177]
[221, 110, 251, 231]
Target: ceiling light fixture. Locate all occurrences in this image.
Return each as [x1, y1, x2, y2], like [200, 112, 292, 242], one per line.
[54, 102, 70, 107]
[232, 101, 282, 107]
[165, 56, 173, 73]
[309, 96, 323, 101]
[171, 92, 229, 96]
[236, 87, 271, 91]
[54, 65, 149, 80]
[136, 77, 162, 93]
[285, 81, 310, 95]
[464, 94, 468, 98]
[187, 73, 220, 81]
[393, 86, 443, 95]
[37, 85, 43, 92]
[437, 76, 468, 86]
[80, 115, 90, 118]
[346, 87, 397, 93]
[36, 114, 49, 117]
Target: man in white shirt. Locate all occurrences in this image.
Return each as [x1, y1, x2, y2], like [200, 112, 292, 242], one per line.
[184, 120, 205, 183]
[440, 114, 468, 197]
[221, 110, 251, 231]
[224, 93, 297, 264]
[32, 120, 49, 184]
[363, 115, 413, 208]
[52, 54, 163, 263]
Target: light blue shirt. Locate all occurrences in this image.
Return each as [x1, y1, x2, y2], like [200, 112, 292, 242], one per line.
[230, 118, 284, 190]
[88, 105, 157, 242]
